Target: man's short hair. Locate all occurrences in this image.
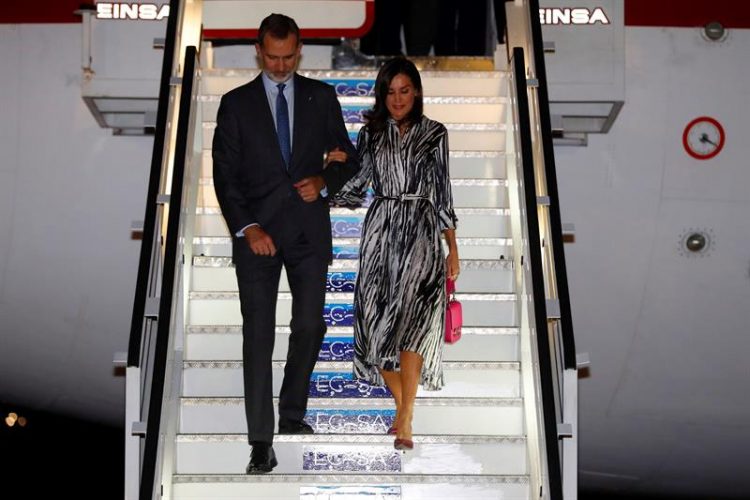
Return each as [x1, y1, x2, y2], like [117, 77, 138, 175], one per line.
[258, 13, 300, 45]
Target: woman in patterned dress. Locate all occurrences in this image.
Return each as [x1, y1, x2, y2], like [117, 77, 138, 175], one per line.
[333, 57, 459, 449]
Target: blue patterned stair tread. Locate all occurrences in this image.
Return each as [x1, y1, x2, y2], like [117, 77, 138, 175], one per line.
[325, 79, 376, 97]
[324, 303, 355, 326]
[303, 408, 396, 434]
[309, 371, 391, 398]
[318, 336, 355, 361]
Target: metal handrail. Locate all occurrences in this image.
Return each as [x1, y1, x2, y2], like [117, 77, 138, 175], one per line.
[128, 0, 181, 368]
[138, 45, 199, 500]
[511, 46, 565, 500]
[527, 0, 577, 370]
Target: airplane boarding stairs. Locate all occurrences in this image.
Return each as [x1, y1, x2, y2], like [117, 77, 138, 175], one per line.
[167, 65, 536, 499]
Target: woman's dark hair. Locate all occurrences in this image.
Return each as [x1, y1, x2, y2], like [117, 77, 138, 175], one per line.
[365, 57, 424, 133]
[258, 13, 300, 46]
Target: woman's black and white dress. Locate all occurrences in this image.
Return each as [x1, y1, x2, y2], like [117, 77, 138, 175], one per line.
[333, 116, 458, 390]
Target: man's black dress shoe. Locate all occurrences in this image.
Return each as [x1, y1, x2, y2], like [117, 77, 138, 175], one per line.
[246, 442, 277, 474]
[278, 418, 314, 434]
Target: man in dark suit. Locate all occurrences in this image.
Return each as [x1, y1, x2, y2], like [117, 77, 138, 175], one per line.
[212, 13, 359, 474]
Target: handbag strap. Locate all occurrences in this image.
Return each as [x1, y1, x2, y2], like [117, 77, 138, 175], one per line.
[446, 277, 456, 296]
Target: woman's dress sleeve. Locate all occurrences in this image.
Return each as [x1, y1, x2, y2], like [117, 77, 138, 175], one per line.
[332, 126, 374, 206]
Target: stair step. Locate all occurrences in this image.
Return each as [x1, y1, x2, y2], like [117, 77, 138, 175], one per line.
[187, 292, 517, 327]
[197, 179, 509, 212]
[184, 326, 519, 362]
[201, 150, 508, 179]
[195, 206, 510, 216]
[174, 434, 526, 475]
[179, 397, 524, 435]
[172, 475, 529, 500]
[190, 257, 513, 294]
[200, 69, 507, 98]
[202, 121, 506, 152]
[199, 95, 507, 125]
[192, 205, 510, 239]
[182, 361, 520, 399]
[192, 236, 512, 260]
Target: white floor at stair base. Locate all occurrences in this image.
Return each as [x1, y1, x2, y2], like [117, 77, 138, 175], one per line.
[187, 295, 516, 327]
[181, 362, 520, 399]
[174, 436, 527, 475]
[184, 330, 519, 362]
[172, 475, 529, 500]
[179, 398, 524, 436]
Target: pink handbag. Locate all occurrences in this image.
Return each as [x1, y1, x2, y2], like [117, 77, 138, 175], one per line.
[444, 278, 462, 344]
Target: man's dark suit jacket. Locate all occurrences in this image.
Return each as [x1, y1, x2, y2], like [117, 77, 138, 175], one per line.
[212, 73, 359, 261]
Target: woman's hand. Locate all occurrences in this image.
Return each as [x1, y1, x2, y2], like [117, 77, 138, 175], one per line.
[446, 252, 460, 281]
[324, 147, 348, 167]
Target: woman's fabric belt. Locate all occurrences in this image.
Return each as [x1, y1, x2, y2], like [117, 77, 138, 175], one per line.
[374, 194, 429, 202]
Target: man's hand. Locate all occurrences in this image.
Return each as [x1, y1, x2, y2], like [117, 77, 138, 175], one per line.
[244, 225, 277, 256]
[293, 175, 325, 202]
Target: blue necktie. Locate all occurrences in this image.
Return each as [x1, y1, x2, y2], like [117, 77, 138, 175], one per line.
[276, 83, 291, 169]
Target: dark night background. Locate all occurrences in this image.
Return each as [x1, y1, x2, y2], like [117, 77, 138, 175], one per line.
[0, 400, 123, 497]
